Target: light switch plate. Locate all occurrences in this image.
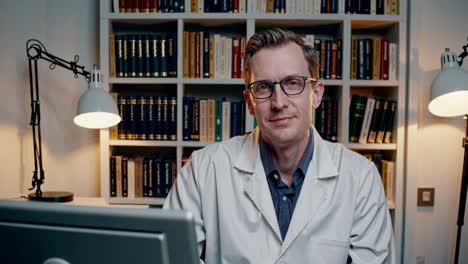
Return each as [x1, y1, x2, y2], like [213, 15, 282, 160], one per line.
[417, 188, 435, 206]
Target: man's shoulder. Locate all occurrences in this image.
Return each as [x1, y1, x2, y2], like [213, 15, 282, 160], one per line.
[192, 133, 251, 161]
[320, 140, 374, 170]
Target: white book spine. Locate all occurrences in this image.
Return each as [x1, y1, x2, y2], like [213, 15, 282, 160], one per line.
[240, 0, 246, 13]
[358, 98, 376, 144]
[389, 43, 398, 81]
[113, 0, 120, 13]
[127, 159, 135, 199]
[297, 0, 303, 14]
[371, 0, 377, 14]
[222, 101, 231, 140]
[226, 37, 232, 79]
[314, 0, 321, 14]
[214, 34, 221, 79]
[198, 0, 204, 12]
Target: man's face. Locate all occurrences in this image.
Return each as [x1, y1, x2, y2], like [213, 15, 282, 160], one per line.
[244, 42, 324, 147]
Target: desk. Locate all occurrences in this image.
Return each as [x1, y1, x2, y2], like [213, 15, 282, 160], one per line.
[11, 196, 148, 208]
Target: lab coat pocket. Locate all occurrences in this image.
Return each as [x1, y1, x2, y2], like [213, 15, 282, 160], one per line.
[313, 239, 350, 264]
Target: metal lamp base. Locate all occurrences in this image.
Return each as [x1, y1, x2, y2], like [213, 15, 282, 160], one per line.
[27, 191, 74, 203]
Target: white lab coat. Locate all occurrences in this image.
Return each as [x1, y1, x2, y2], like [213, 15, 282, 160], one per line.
[164, 127, 395, 264]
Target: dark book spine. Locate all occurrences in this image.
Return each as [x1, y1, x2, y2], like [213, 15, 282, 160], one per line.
[167, 32, 177, 77]
[215, 97, 223, 141]
[178, 0, 185, 12]
[138, 96, 148, 140]
[122, 157, 128, 197]
[140, 0, 150, 12]
[372, 152, 383, 175]
[203, 32, 210, 78]
[365, 38, 372, 80]
[122, 34, 129, 77]
[321, 0, 326, 13]
[147, 96, 156, 140]
[331, 0, 338, 13]
[325, 98, 332, 141]
[160, 33, 168, 77]
[345, 0, 353, 13]
[155, 96, 163, 140]
[357, 38, 366, 80]
[164, 159, 172, 196]
[381, 39, 389, 80]
[315, 100, 323, 137]
[118, 95, 127, 139]
[148, 158, 154, 197]
[325, 39, 331, 79]
[168, 0, 175, 12]
[134, 95, 142, 139]
[376, 100, 390, 143]
[162, 96, 169, 140]
[128, 34, 137, 77]
[320, 39, 326, 79]
[144, 34, 151, 77]
[154, 158, 163, 197]
[331, 96, 338, 142]
[368, 99, 384, 143]
[151, 34, 160, 77]
[118, 0, 127, 12]
[204, 0, 211, 12]
[157, 0, 163, 12]
[231, 101, 241, 137]
[169, 96, 177, 140]
[143, 157, 149, 197]
[191, 98, 200, 140]
[349, 95, 368, 143]
[183, 96, 191, 141]
[376, 0, 384, 14]
[137, 34, 144, 77]
[110, 156, 117, 197]
[383, 100, 397, 143]
[149, 0, 157, 12]
[128, 96, 138, 140]
[115, 34, 123, 77]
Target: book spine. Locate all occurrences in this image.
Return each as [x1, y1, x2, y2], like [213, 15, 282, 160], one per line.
[222, 101, 231, 140]
[143, 157, 149, 197]
[152, 34, 160, 77]
[144, 34, 151, 77]
[116, 155, 123, 197]
[389, 43, 398, 80]
[203, 32, 210, 78]
[330, 40, 338, 79]
[207, 99, 215, 142]
[357, 38, 366, 80]
[349, 95, 368, 143]
[368, 99, 384, 143]
[129, 34, 137, 77]
[122, 34, 129, 77]
[148, 158, 154, 197]
[138, 96, 148, 140]
[358, 98, 376, 144]
[183, 31, 189, 78]
[330, 96, 338, 142]
[122, 157, 128, 197]
[365, 38, 372, 80]
[137, 34, 144, 77]
[155, 96, 162, 140]
[167, 32, 177, 77]
[154, 158, 163, 197]
[191, 98, 200, 140]
[110, 156, 117, 197]
[381, 39, 389, 80]
[336, 39, 342, 79]
[160, 33, 168, 77]
[183, 96, 191, 141]
[169, 96, 177, 140]
[383, 100, 397, 143]
[147, 96, 155, 140]
[351, 35, 358, 79]
[118, 95, 127, 139]
[128, 96, 137, 140]
[232, 36, 241, 78]
[215, 97, 223, 141]
[199, 99, 207, 142]
[372, 37, 382, 80]
[162, 96, 169, 140]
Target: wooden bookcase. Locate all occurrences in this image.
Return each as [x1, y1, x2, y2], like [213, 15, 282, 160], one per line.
[99, 0, 406, 260]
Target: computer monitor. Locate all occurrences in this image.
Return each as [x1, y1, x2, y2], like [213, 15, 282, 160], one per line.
[0, 200, 199, 264]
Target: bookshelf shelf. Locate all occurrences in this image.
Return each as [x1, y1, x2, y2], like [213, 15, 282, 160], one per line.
[99, 0, 407, 260]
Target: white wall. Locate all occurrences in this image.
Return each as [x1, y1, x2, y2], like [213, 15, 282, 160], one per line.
[0, 0, 100, 198]
[406, 0, 468, 263]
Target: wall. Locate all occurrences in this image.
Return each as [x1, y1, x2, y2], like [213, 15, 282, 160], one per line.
[406, 0, 468, 263]
[0, 0, 100, 198]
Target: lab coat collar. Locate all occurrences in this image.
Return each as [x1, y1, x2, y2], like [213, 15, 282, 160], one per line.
[234, 127, 340, 246]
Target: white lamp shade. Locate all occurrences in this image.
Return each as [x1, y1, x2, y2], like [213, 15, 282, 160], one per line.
[74, 87, 121, 129]
[428, 49, 468, 117]
[73, 67, 120, 129]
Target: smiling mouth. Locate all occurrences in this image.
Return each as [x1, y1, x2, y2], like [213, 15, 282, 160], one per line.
[270, 116, 293, 124]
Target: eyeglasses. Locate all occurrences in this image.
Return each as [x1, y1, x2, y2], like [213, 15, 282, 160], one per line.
[246, 75, 317, 99]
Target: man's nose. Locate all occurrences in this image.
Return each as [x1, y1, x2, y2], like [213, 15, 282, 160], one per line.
[270, 84, 288, 110]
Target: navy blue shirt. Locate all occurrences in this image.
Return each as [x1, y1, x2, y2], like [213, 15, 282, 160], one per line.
[259, 129, 314, 240]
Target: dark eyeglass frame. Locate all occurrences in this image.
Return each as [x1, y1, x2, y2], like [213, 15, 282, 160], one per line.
[246, 75, 317, 99]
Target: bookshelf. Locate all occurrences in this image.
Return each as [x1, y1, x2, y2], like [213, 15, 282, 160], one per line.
[99, 0, 406, 260]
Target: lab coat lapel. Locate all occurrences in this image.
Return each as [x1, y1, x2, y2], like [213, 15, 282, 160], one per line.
[235, 128, 282, 241]
[281, 128, 339, 253]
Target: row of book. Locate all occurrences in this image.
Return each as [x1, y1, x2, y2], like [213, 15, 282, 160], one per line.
[183, 32, 246, 79]
[183, 96, 254, 142]
[349, 95, 396, 144]
[256, 0, 338, 14]
[191, 0, 247, 13]
[110, 155, 176, 198]
[344, 0, 398, 15]
[112, 95, 177, 141]
[113, 0, 185, 13]
[362, 152, 394, 202]
[110, 33, 177, 78]
[350, 36, 397, 80]
[309, 37, 343, 80]
[315, 95, 339, 142]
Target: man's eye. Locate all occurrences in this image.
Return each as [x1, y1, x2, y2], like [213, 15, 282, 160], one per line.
[256, 83, 271, 90]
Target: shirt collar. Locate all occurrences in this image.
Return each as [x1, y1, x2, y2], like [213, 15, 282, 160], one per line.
[259, 128, 314, 178]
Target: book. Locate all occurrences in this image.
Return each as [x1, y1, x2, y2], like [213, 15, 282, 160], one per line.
[380, 39, 389, 80]
[183, 96, 192, 141]
[222, 101, 231, 140]
[389, 43, 398, 80]
[367, 98, 384, 143]
[383, 100, 397, 143]
[349, 94, 368, 143]
[376, 100, 390, 143]
[110, 156, 117, 197]
[215, 97, 223, 141]
[357, 97, 375, 144]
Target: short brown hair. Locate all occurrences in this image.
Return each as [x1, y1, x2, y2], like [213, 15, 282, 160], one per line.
[243, 28, 319, 85]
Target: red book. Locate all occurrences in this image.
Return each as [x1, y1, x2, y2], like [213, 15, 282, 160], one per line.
[232, 0, 239, 13]
[380, 39, 389, 80]
[330, 40, 338, 79]
[149, 0, 156, 12]
[131, 0, 139, 12]
[231, 36, 241, 78]
[119, 0, 126, 12]
[139, 0, 150, 12]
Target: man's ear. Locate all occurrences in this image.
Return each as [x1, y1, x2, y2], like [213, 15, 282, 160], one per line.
[312, 81, 324, 109]
[243, 90, 255, 115]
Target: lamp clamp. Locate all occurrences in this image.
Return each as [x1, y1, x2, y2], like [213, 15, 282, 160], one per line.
[456, 36, 468, 67]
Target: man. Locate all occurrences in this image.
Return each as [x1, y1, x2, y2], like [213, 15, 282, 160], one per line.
[164, 28, 395, 263]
